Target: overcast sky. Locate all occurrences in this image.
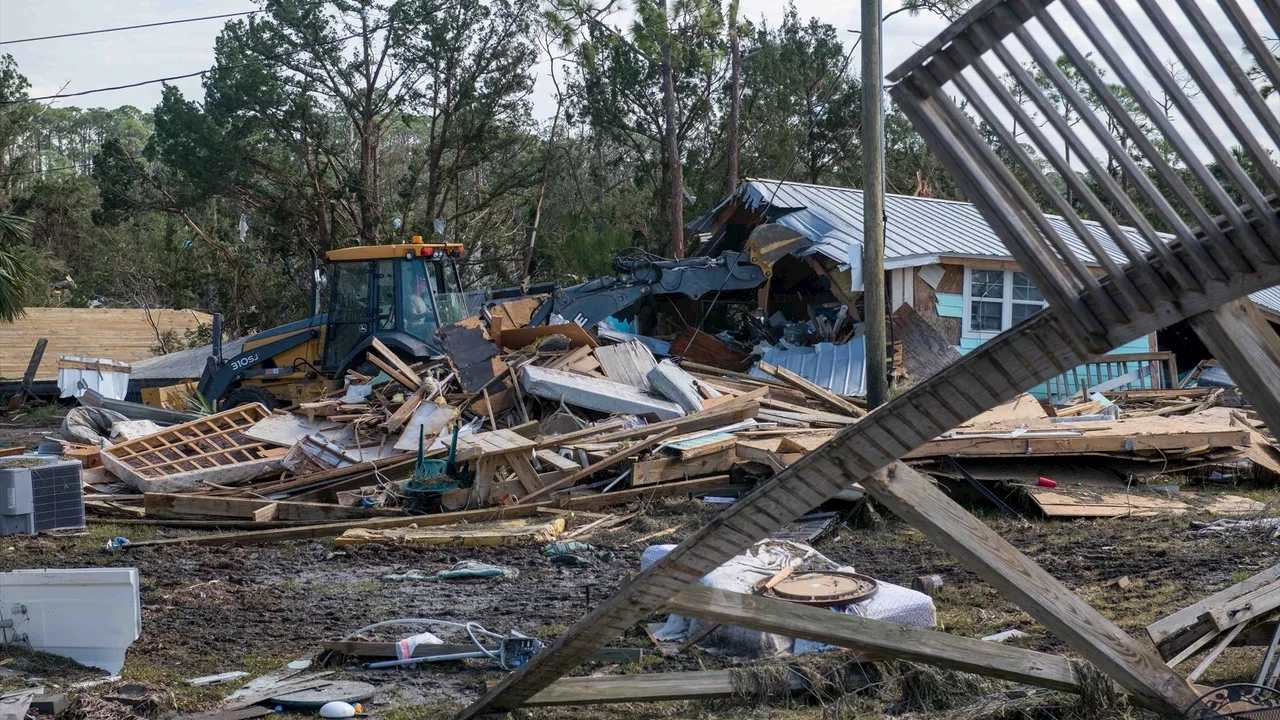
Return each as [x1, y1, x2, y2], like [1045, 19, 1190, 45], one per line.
[0, 0, 1275, 166]
[0, 0, 949, 116]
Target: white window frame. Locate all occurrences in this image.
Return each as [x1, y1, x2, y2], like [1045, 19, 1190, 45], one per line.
[961, 266, 1047, 341]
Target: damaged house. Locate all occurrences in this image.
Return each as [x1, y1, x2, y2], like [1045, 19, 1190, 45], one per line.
[690, 179, 1280, 399]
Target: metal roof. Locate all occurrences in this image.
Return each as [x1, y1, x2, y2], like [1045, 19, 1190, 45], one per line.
[749, 338, 866, 397]
[691, 178, 1280, 317]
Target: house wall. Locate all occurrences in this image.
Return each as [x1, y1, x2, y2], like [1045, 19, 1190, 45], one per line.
[891, 260, 1158, 400]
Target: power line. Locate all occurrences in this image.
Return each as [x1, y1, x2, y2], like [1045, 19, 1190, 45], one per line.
[3, 163, 91, 177]
[0, 10, 257, 45]
[0, 23, 392, 104]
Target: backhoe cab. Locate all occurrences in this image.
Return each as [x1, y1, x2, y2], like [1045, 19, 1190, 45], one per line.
[196, 237, 467, 409]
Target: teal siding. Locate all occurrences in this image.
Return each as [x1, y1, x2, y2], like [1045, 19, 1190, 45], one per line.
[936, 293, 963, 318]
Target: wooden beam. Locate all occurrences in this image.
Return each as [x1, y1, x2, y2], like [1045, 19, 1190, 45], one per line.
[507, 670, 804, 707]
[320, 641, 641, 665]
[1189, 298, 1280, 444]
[142, 493, 404, 522]
[668, 585, 1085, 693]
[586, 391, 764, 445]
[370, 337, 422, 390]
[857, 462, 1197, 712]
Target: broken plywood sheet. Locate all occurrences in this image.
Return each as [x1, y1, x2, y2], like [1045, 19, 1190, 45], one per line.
[500, 324, 598, 352]
[1029, 490, 1192, 518]
[102, 403, 282, 492]
[891, 303, 963, 386]
[522, 365, 684, 420]
[334, 516, 565, 547]
[957, 393, 1048, 429]
[439, 322, 503, 393]
[1028, 489, 1264, 519]
[595, 341, 658, 390]
[393, 403, 459, 452]
[246, 412, 354, 448]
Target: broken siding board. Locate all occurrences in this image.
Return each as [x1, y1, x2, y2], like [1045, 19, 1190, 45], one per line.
[522, 365, 685, 420]
[1149, 564, 1280, 659]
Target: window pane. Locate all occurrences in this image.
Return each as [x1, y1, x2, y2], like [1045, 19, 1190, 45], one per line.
[1012, 272, 1043, 302]
[401, 259, 438, 341]
[1011, 302, 1042, 324]
[971, 300, 1003, 332]
[970, 269, 1004, 299]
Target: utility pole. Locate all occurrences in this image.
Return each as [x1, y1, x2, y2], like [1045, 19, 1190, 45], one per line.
[659, 0, 684, 259]
[862, 0, 888, 408]
[726, 0, 741, 197]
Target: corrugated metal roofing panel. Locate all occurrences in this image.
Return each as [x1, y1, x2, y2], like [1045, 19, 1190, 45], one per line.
[691, 178, 1280, 316]
[749, 338, 866, 397]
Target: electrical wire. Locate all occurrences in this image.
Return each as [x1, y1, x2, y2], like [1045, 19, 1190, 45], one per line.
[0, 22, 393, 104]
[0, 10, 259, 45]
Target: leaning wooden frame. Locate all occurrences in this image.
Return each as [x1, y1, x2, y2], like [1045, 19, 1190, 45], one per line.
[459, 0, 1280, 717]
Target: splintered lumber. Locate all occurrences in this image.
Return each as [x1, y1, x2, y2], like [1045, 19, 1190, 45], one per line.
[366, 354, 421, 392]
[668, 585, 1085, 694]
[562, 475, 736, 511]
[142, 493, 404, 522]
[521, 365, 684, 420]
[370, 337, 422, 390]
[757, 361, 866, 417]
[758, 397, 861, 425]
[631, 447, 737, 486]
[510, 670, 803, 707]
[1189, 298, 1280, 447]
[1148, 564, 1280, 661]
[1027, 490, 1191, 518]
[321, 641, 640, 664]
[535, 419, 626, 450]
[519, 428, 678, 503]
[382, 383, 427, 433]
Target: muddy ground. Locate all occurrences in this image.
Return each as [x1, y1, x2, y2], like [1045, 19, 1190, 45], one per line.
[5, 408, 1280, 719]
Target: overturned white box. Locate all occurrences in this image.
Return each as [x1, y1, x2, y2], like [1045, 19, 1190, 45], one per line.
[0, 568, 140, 674]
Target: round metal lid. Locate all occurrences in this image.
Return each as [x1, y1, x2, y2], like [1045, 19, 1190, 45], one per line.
[765, 571, 878, 606]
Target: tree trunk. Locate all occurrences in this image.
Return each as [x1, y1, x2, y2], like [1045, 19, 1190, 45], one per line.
[659, 0, 684, 259]
[725, 0, 741, 198]
[358, 115, 379, 244]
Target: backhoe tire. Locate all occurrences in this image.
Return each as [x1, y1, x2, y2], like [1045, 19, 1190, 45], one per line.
[222, 386, 283, 411]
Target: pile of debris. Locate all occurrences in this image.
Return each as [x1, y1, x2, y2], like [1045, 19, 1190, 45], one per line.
[27, 291, 1271, 547]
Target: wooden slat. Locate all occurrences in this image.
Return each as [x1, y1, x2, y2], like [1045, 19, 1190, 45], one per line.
[669, 585, 1085, 694]
[370, 337, 421, 390]
[512, 670, 801, 707]
[757, 361, 866, 417]
[1148, 564, 1280, 659]
[142, 493, 404, 522]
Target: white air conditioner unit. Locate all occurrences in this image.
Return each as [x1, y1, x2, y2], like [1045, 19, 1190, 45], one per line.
[0, 459, 85, 535]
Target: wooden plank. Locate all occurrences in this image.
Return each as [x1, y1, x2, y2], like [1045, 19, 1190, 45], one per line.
[509, 453, 543, 494]
[519, 428, 678, 504]
[512, 670, 802, 707]
[143, 493, 405, 522]
[758, 397, 861, 425]
[857, 462, 1197, 712]
[535, 449, 581, 473]
[757, 361, 866, 417]
[534, 419, 625, 449]
[252, 503, 278, 522]
[366, 354, 420, 392]
[587, 390, 765, 444]
[320, 641, 640, 664]
[561, 475, 737, 511]
[668, 585, 1085, 693]
[1189, 298, 1280, 448]
[370, 337, 421, 390]
[1203, 581, 1280, 633]
[1185, 622, 1245, 683]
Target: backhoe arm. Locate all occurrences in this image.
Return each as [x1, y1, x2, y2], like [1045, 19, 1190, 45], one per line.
[529, 250, 766, 329]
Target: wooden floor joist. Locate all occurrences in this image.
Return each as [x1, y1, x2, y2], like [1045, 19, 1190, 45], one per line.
[668, 584, 1086, 694]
